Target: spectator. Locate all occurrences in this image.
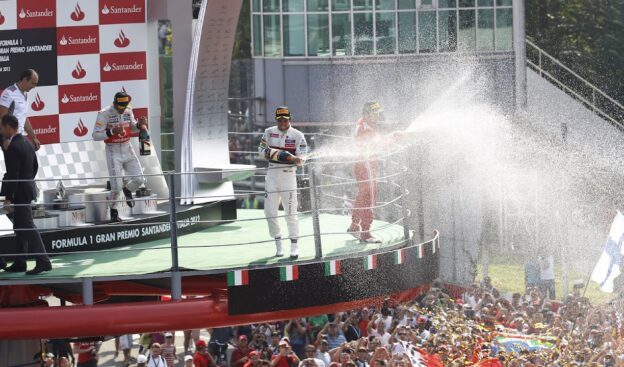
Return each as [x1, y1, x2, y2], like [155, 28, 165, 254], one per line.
[231, 335, 252, 367]
[184, 355, 194, 367]
[271, 341, 300, 367]
[184, 328, 201, 354]
[318, 322, 346, 350]
[301, 345, 325, 367]
[74, 340, 98, 367]
[342, 312, 362, 341]
[43, 353, 54, 367]
[118, 334, 133, 367]
[209, 326, 234, 357]
[313, 339, 331, 367]
[250, 328, 272, 360]
[161, 332, 177, 367]
[539, 254, 556, 299]
[525, 258, 541, 292]
[137, 354, 148, 367]
[354, 347, 369, 367]
[146, 343, 167, 367]
[194, 339, 216, 367]
[244, 350, 263, 367]
[367, 321, 391, 346]
[58, 356, 71, 367]
[285, 319, 308, 357]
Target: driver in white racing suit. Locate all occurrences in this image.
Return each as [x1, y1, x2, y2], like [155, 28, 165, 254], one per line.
[92, 91, 148, 222]
[258, 106, 308, 259]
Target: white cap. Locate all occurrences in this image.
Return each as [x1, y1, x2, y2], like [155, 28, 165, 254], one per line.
[165, 332, 173, 337]
[185, 355, 194, 361]
[137, 355, 148, 363]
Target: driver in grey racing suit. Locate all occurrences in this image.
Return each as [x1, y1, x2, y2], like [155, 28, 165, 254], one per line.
[92, 91, 148, 222]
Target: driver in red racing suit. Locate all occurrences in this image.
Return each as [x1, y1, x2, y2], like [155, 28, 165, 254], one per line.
[347, 102, 385, 243]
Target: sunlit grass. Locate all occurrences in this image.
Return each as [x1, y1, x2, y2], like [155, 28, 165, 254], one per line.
[475, 262, 614, 305]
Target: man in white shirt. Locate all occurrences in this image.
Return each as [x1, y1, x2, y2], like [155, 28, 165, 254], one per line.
[0, 69, 41, 150]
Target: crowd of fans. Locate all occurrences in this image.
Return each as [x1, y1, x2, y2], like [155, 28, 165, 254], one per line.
[42, 278, 624, 367]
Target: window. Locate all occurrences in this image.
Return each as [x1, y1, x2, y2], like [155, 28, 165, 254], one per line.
[253, 15, 263, 56]
[283, 0, 304, 12]
[253, 0, 262, 12]
[398, 0, 415, 9]
[458, 0, 474, 6]
[308, 14, 330, 56]
[418, 11, 436, 52]
[438, 10, 457, 52]
[353, 0, 373, 11]
[438, 0, 456, 7]
[438, 0, 457, 9]
[477, 9, 494, 50]
[478, 0, 493, 5]
[497, 0, 512, 5]
[332, 13, 352, 55]
[376, 0, 396, 10]
[398, 12, 416, 53]
[332, 0, 351, 11]
[496, 8, 512, 50]
[263, 0, 279, 12]
[284, 15, 305, 56]
[458, 9, 475, 51]
[308, 0, 329, 11]
[419, 0, 434, 7]
[263, 14, 281, 56]
[376, 12, 396, 54]
[354, 12, 374, 55]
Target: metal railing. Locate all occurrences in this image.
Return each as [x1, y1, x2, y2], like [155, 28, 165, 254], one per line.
[0, 132, 418, 303]
[526, 39, 624, 129]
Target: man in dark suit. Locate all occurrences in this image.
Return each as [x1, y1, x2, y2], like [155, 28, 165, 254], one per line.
[0, 114, 51, 275]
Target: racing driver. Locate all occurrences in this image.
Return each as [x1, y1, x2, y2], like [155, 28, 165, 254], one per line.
[93, 91, 148, 222]
[258, 106, 308, 259]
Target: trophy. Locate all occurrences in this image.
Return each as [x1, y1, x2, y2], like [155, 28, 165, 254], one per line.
[53, 180, 69, 210]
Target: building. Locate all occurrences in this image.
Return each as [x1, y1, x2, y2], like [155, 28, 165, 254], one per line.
[251, 0, 519, 124]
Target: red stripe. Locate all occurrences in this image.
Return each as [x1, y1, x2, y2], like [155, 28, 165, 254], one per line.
[372, 255, 377, 268]
[242, 270, 249, 285]
[336, 261, 341, 275]
[293, 265, 299, 280]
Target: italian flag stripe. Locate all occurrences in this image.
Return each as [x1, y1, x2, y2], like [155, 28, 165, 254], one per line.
[227, 270, 249, 286]
[324, 260, 341, 276]
[418, 244, 424, 259]
[280, 265, 299, 281]
[394, 249, 405, 265]
[364, 254, 377, 270]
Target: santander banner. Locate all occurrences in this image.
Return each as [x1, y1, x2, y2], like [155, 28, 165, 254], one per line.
[0, 0, 147, 144]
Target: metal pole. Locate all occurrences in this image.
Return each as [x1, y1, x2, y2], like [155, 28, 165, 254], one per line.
[399, 166, 412, 246]
[513, 0, 527, 113]
[308, 162, 323, 259]
[169, 173, 182, 300]
[82, 277, 93, 305]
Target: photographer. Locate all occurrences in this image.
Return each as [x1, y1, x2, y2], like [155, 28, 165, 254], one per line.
[271, 340, 300, 367]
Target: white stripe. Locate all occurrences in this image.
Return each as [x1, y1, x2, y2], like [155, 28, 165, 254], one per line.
[285, 265, 293, 280]
[235, 270, 242, 285]
[330, 261, 337, 274]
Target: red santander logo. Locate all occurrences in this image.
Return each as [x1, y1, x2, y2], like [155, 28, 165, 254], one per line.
[71, 61, 87, 79]
[0, 11, 5, 26]
[73, 118, 88, 137]
[70, 3, 85, 22]
[100, 52, 146, 82]
[31, 93, 45, 112]
[17, 0, 56, 29]
[113, 29, 130, 48]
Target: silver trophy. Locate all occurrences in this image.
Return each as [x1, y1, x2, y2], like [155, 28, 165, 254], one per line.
[53, 180, 69, 210]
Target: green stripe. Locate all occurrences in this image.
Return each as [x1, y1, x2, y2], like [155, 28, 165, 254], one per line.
[227, 271, 235, 286]
[324, 262, 330, 276]
[280, 267, 286, 281]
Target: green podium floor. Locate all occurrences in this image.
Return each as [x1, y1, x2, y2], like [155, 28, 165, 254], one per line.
[0, 210, 408, 280]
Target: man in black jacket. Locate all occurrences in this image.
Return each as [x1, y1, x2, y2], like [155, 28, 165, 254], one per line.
[0, 114, 51, 275]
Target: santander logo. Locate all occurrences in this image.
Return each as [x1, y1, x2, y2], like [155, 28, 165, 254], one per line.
[59, 35, 68, 46]
[0, 11, 5, 25]
[74, 119, 88, 137]
[102, 62, 111, 72]
[72, 61, 87, 79]
[31, 93, 45, 112]
[101, 4, 110, 15]
[114, 30, 130, 48]
[71, 3, 85, 22]
[61, 94, 70, 104]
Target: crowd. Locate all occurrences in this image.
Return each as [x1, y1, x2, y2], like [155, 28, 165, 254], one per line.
[41, 277, 624, 367]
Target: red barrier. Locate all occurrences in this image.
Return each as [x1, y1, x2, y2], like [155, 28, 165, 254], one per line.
[0, 286, 426, 339]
